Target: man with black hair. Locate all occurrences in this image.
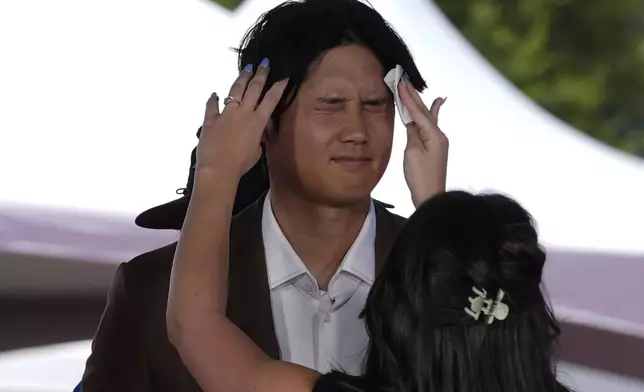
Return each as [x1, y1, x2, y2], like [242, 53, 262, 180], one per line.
[79, 1, 430, 390]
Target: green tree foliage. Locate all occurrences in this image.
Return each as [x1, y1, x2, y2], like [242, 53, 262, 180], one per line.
[434, 0, 644, 157]
[210, 0, 244, 11]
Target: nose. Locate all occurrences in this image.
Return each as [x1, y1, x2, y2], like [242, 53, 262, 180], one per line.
[339, 110, 369, 144]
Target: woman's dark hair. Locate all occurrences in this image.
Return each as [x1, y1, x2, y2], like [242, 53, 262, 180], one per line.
[234, 0, 426, 132]
[361, 191, 572, 392]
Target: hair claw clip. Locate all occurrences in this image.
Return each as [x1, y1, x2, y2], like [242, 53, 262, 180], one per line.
[464, 286, 509, 324]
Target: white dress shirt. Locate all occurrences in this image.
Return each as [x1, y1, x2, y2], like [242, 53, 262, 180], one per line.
[262, 192, 376, 375]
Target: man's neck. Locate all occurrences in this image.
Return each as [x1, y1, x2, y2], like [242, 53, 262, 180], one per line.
[269, 189, 371, 290]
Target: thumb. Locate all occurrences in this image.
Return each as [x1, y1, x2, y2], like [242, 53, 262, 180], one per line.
[203, 92, 221, 126]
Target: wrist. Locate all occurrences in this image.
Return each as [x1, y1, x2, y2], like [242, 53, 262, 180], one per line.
[193, 165, 240, 196]
[411, 182, 445, 208]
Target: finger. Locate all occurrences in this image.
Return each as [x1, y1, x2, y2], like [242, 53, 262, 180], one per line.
[242, 58, 270, 109]
[203, 92, 220, 126]
[256, 78, 289, 120]
[428, 97, 442, 123]
[398, 81, 433, 130]
[225, 64, 254, 108]
[401, 77, 432, 118]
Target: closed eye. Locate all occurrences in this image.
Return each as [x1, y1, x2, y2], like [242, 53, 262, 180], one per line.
[318, 97, 346, 105]
[362, 97, 389, 106]
[314, 96, 390, 111]
[363, 97, 390, 112]
[315, 96, 347, 111]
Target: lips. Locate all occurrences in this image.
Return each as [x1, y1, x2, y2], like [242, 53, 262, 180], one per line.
[333, 156, 370, 161]
[331, 156, 372, 167]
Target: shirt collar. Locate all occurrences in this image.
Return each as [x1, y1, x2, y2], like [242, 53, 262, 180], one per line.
[262, 191, 377, 289]
[262, 192, 308, 289]
[336, 201, 376, 285]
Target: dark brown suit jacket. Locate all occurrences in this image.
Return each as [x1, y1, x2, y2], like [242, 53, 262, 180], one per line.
[80, 195, 406, 392]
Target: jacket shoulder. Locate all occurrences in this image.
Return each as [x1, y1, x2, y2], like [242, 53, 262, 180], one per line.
[120, 242, 178, 281]
[119, 205, 258, 288]
[112, 242, 179, 314]
[374, 201, 406, 228]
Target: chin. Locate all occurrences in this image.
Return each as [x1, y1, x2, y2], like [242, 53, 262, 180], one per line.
[312, 183, 375, 208]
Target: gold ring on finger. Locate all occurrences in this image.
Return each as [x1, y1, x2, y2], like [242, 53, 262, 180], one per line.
[223, 96, 241, 106]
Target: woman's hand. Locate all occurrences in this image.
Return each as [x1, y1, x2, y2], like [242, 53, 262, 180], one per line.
[398, 75, 449, 207]
[196, 59, 288, 180]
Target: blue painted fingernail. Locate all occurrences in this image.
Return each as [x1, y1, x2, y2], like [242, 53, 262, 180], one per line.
[401, 73, 409, 86]
[260, 58, 270, 68]
[244, 63, 253, 72]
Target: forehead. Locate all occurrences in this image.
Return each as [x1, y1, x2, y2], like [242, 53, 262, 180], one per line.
[300, 45, 388, 95]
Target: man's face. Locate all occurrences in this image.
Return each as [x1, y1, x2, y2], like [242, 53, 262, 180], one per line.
[265, 44, 395, 206]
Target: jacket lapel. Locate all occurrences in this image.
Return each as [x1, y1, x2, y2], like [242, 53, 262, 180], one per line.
[373, 201, 406, 276]
[226, 193, 281, 360]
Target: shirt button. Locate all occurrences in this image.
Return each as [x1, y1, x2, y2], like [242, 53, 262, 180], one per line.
[324, 315, 332, 323]
[304, 284, 313, 292]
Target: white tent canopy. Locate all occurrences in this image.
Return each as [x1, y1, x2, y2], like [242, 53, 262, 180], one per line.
[1, 0, 643, 388]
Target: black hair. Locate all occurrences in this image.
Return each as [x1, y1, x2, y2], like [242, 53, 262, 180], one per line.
[234, 0, 426, 131]
[359, 191, 572, 392]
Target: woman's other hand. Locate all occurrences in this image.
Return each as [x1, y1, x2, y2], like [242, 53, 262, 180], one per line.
[399, 74, 448, 207]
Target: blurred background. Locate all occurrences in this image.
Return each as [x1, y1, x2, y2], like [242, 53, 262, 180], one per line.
[1, 0, 643, 391]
